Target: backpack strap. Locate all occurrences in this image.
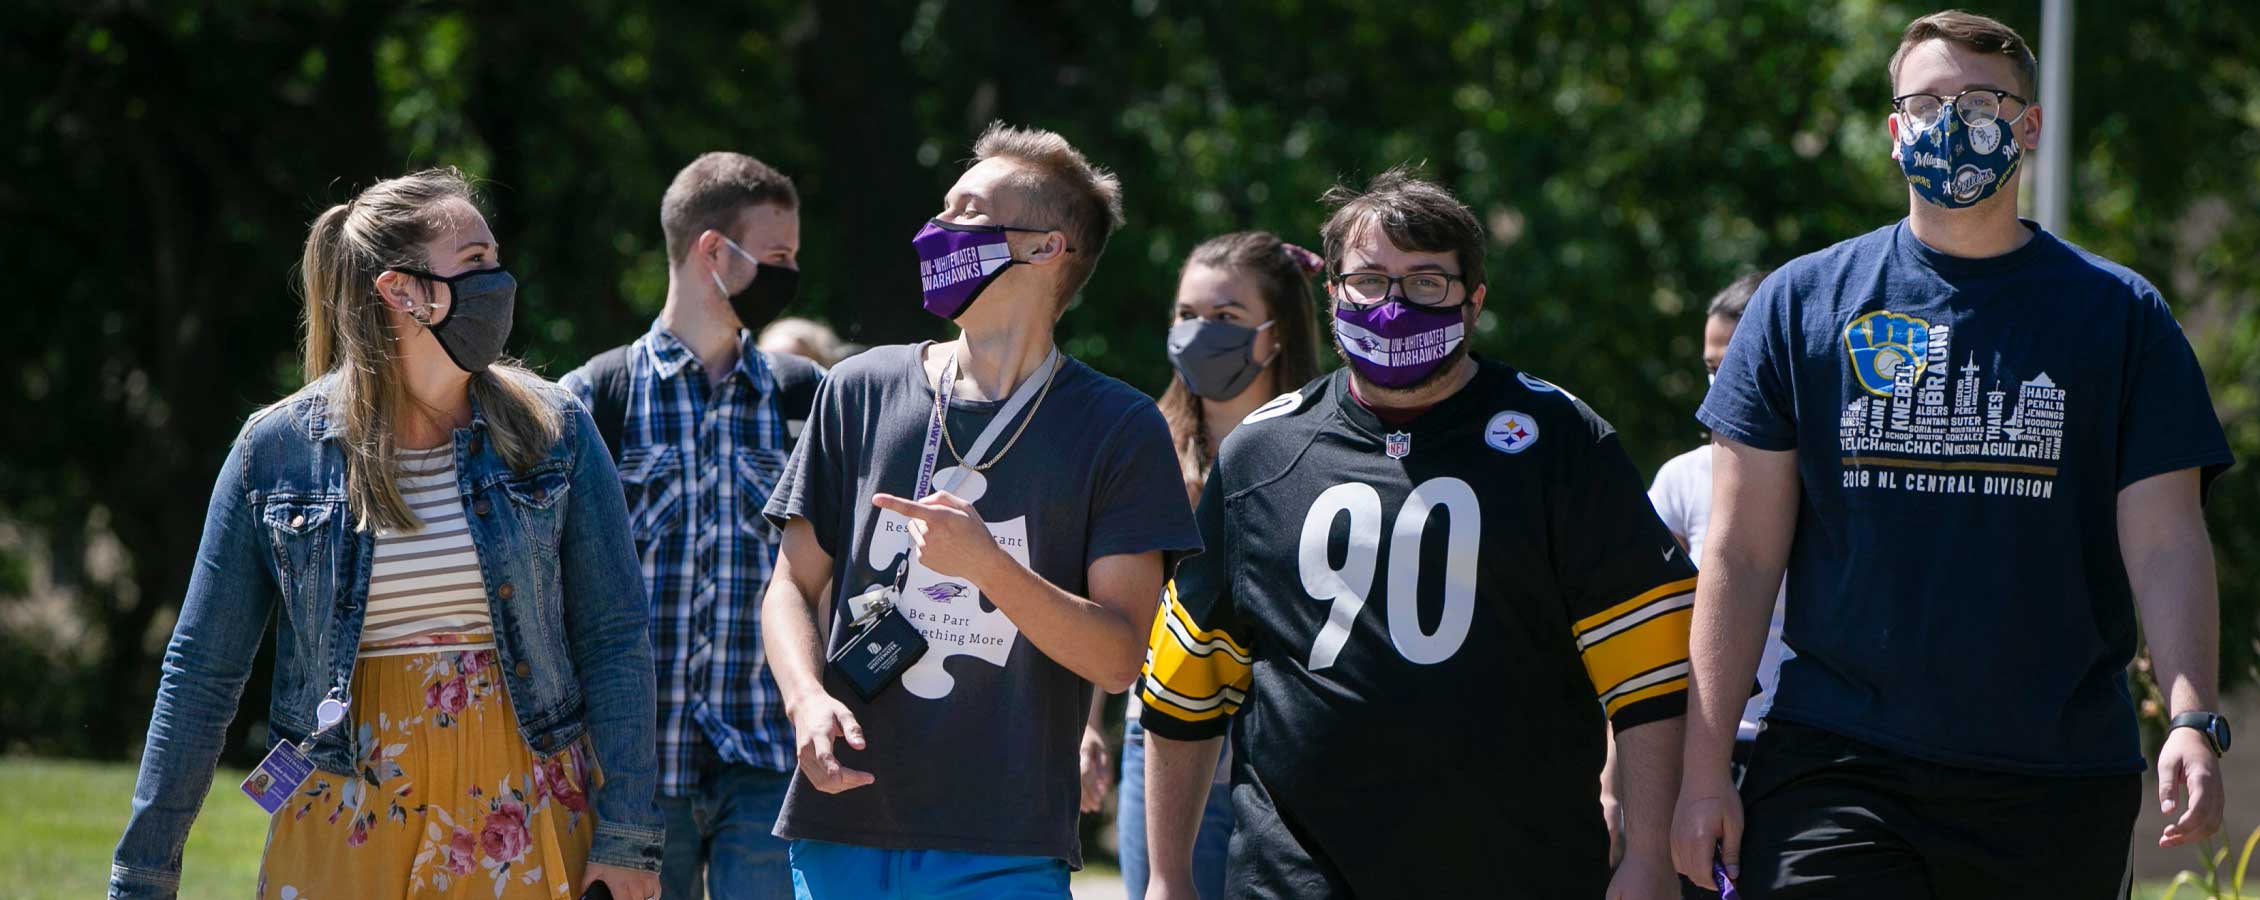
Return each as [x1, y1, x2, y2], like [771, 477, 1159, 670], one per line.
[583, 344, 635, 463]
[760, 350, 826, 439]
[586, 344, 817, 462]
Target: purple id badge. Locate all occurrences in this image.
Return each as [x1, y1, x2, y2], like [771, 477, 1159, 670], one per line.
[1714, 856, 1741, 900]
[241, 741, 315, 814]
[244, 696, 344, 814]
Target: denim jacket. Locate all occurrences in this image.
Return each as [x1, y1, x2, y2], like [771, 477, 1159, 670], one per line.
[109, 375, 664, 898]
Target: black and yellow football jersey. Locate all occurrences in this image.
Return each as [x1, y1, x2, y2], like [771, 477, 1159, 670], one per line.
[1139, 359, 1697, 899]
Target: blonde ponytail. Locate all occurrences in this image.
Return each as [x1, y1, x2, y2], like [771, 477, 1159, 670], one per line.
[291, 169, 560, 532]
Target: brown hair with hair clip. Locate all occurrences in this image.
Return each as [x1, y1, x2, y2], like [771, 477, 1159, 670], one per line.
[1157, 231, 1325, 500]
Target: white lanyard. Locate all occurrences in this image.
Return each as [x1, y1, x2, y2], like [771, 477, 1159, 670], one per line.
[913, 345, 1060, 499]
[859, 345, 1059, 620]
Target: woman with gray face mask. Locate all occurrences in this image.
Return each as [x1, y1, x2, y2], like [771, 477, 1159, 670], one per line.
[1081, 231, 1324, 900]
[110, 168, 663, 900]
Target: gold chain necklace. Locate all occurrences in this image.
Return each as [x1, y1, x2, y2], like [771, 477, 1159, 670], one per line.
[941, 360, 1058, 472]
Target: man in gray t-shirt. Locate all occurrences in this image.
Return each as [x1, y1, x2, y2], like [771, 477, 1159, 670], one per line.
[759, 124, 1200, 896]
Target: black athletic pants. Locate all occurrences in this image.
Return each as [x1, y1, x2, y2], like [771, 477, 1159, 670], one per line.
[1704, 720, 2140, 900]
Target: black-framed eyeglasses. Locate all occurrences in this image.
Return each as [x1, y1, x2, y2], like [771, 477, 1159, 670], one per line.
[1331, 271, 1466, 308]
[1891, 89, 2030, 130]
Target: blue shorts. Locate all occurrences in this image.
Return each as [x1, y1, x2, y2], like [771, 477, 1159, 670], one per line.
[789, 839, 1070, 900]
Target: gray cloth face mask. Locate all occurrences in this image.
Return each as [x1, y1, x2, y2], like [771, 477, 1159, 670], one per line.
[394, 266, 517, 374]
[1167, 317, 1273, 401]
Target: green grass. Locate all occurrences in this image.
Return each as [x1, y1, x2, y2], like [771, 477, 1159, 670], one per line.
[3, 757, 270, 900]
[4, 757, 2214, 899]
[0, 756, 1124, 899]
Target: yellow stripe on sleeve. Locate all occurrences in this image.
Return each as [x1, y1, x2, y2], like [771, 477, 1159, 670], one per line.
[1137, 684, 1242, 722]
[1579, 607, 1694, 696]
[1160, 581, 1254, 661]
[1572, 577, 1699, 636]
[1603, 676, 1689, 719]
[1139, 581, 1253, 723]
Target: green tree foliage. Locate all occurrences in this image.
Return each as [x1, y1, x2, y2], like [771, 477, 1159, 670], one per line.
[1, 1, 2252, 766]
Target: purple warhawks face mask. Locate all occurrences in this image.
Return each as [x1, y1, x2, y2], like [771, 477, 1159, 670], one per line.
[913, 219, 1055, 320]
[1333, 298, 1466, 389]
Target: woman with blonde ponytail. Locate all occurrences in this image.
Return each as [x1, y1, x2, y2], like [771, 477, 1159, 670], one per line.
[112, 169, 664, 900]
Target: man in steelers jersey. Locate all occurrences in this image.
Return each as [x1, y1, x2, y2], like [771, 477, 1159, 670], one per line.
[1139, 168, 1697, 900]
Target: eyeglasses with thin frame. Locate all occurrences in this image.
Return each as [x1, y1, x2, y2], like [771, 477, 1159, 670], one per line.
[1331, 271, 1466, 308]
[1891, 89, 2030, 130]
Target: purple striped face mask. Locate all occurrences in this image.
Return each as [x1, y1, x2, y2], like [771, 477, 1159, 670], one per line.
[914, 219, 1053, 320]
[1333, 298, 1467, 389]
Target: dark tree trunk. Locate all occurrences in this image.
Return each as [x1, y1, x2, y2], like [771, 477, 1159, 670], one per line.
[798, 0, 932, 345]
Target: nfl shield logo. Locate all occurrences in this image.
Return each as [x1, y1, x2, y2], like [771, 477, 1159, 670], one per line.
[1384, 431, 1412, 459]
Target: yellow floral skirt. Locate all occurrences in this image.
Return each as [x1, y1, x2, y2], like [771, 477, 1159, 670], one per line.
[258, 648, 596, 899]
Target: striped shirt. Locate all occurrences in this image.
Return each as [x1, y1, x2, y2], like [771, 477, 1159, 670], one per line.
[359, 445, 493, 657]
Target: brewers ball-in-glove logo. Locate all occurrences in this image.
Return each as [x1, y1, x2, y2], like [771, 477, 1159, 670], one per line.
[1844, 310, 1933, 396]
[1834, 312, 2071, 502]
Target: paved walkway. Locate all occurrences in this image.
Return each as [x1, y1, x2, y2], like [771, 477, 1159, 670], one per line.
[1072, 872, 1129, 900]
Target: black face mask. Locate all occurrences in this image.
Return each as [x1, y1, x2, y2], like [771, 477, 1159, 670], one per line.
[715, 236, 799, 329]
[393, 265, 516, 374]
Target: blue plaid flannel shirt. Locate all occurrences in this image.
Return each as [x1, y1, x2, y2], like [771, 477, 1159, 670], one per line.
[563, 324, 803, 795]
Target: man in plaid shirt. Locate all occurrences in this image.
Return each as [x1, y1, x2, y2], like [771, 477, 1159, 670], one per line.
[563, 152, 822, 900]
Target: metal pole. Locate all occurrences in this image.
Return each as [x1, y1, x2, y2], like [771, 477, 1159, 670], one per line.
[2035, 0, 2072, 232]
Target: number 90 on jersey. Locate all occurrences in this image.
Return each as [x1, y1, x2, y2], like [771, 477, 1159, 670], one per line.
[1297, 477, 1481, 670]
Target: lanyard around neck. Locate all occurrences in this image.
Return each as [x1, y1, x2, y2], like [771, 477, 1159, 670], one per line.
[913, 346, 1061, 501]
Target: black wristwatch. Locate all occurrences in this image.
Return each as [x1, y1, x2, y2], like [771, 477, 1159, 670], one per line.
[2170, 711, 2233, 757]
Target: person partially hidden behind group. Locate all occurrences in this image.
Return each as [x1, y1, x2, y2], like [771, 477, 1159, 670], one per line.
[109, 168, 664, 900]
[1094, 230, 1324, 900]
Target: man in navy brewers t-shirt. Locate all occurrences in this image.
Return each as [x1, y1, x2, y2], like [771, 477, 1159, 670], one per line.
[1671, 11, 2235, 899]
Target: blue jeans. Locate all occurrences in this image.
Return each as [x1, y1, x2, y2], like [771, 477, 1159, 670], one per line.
[1118, 719, 1235, 900]
[789, 840, 1070, 899]
[660, 763, 795, 900]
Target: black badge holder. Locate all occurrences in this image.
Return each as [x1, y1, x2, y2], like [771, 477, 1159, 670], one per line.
[827, 551, 930, 702]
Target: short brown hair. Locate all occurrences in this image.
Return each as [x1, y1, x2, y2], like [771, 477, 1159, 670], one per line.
[969, 122, 1124, 306]
[1319, 166, 1487, 291]
[661, 152, 798, 263]
[1889, 10, 2037, 98]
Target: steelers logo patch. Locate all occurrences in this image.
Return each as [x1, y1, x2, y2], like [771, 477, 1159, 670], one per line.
[1484, 411, 1540, 454]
